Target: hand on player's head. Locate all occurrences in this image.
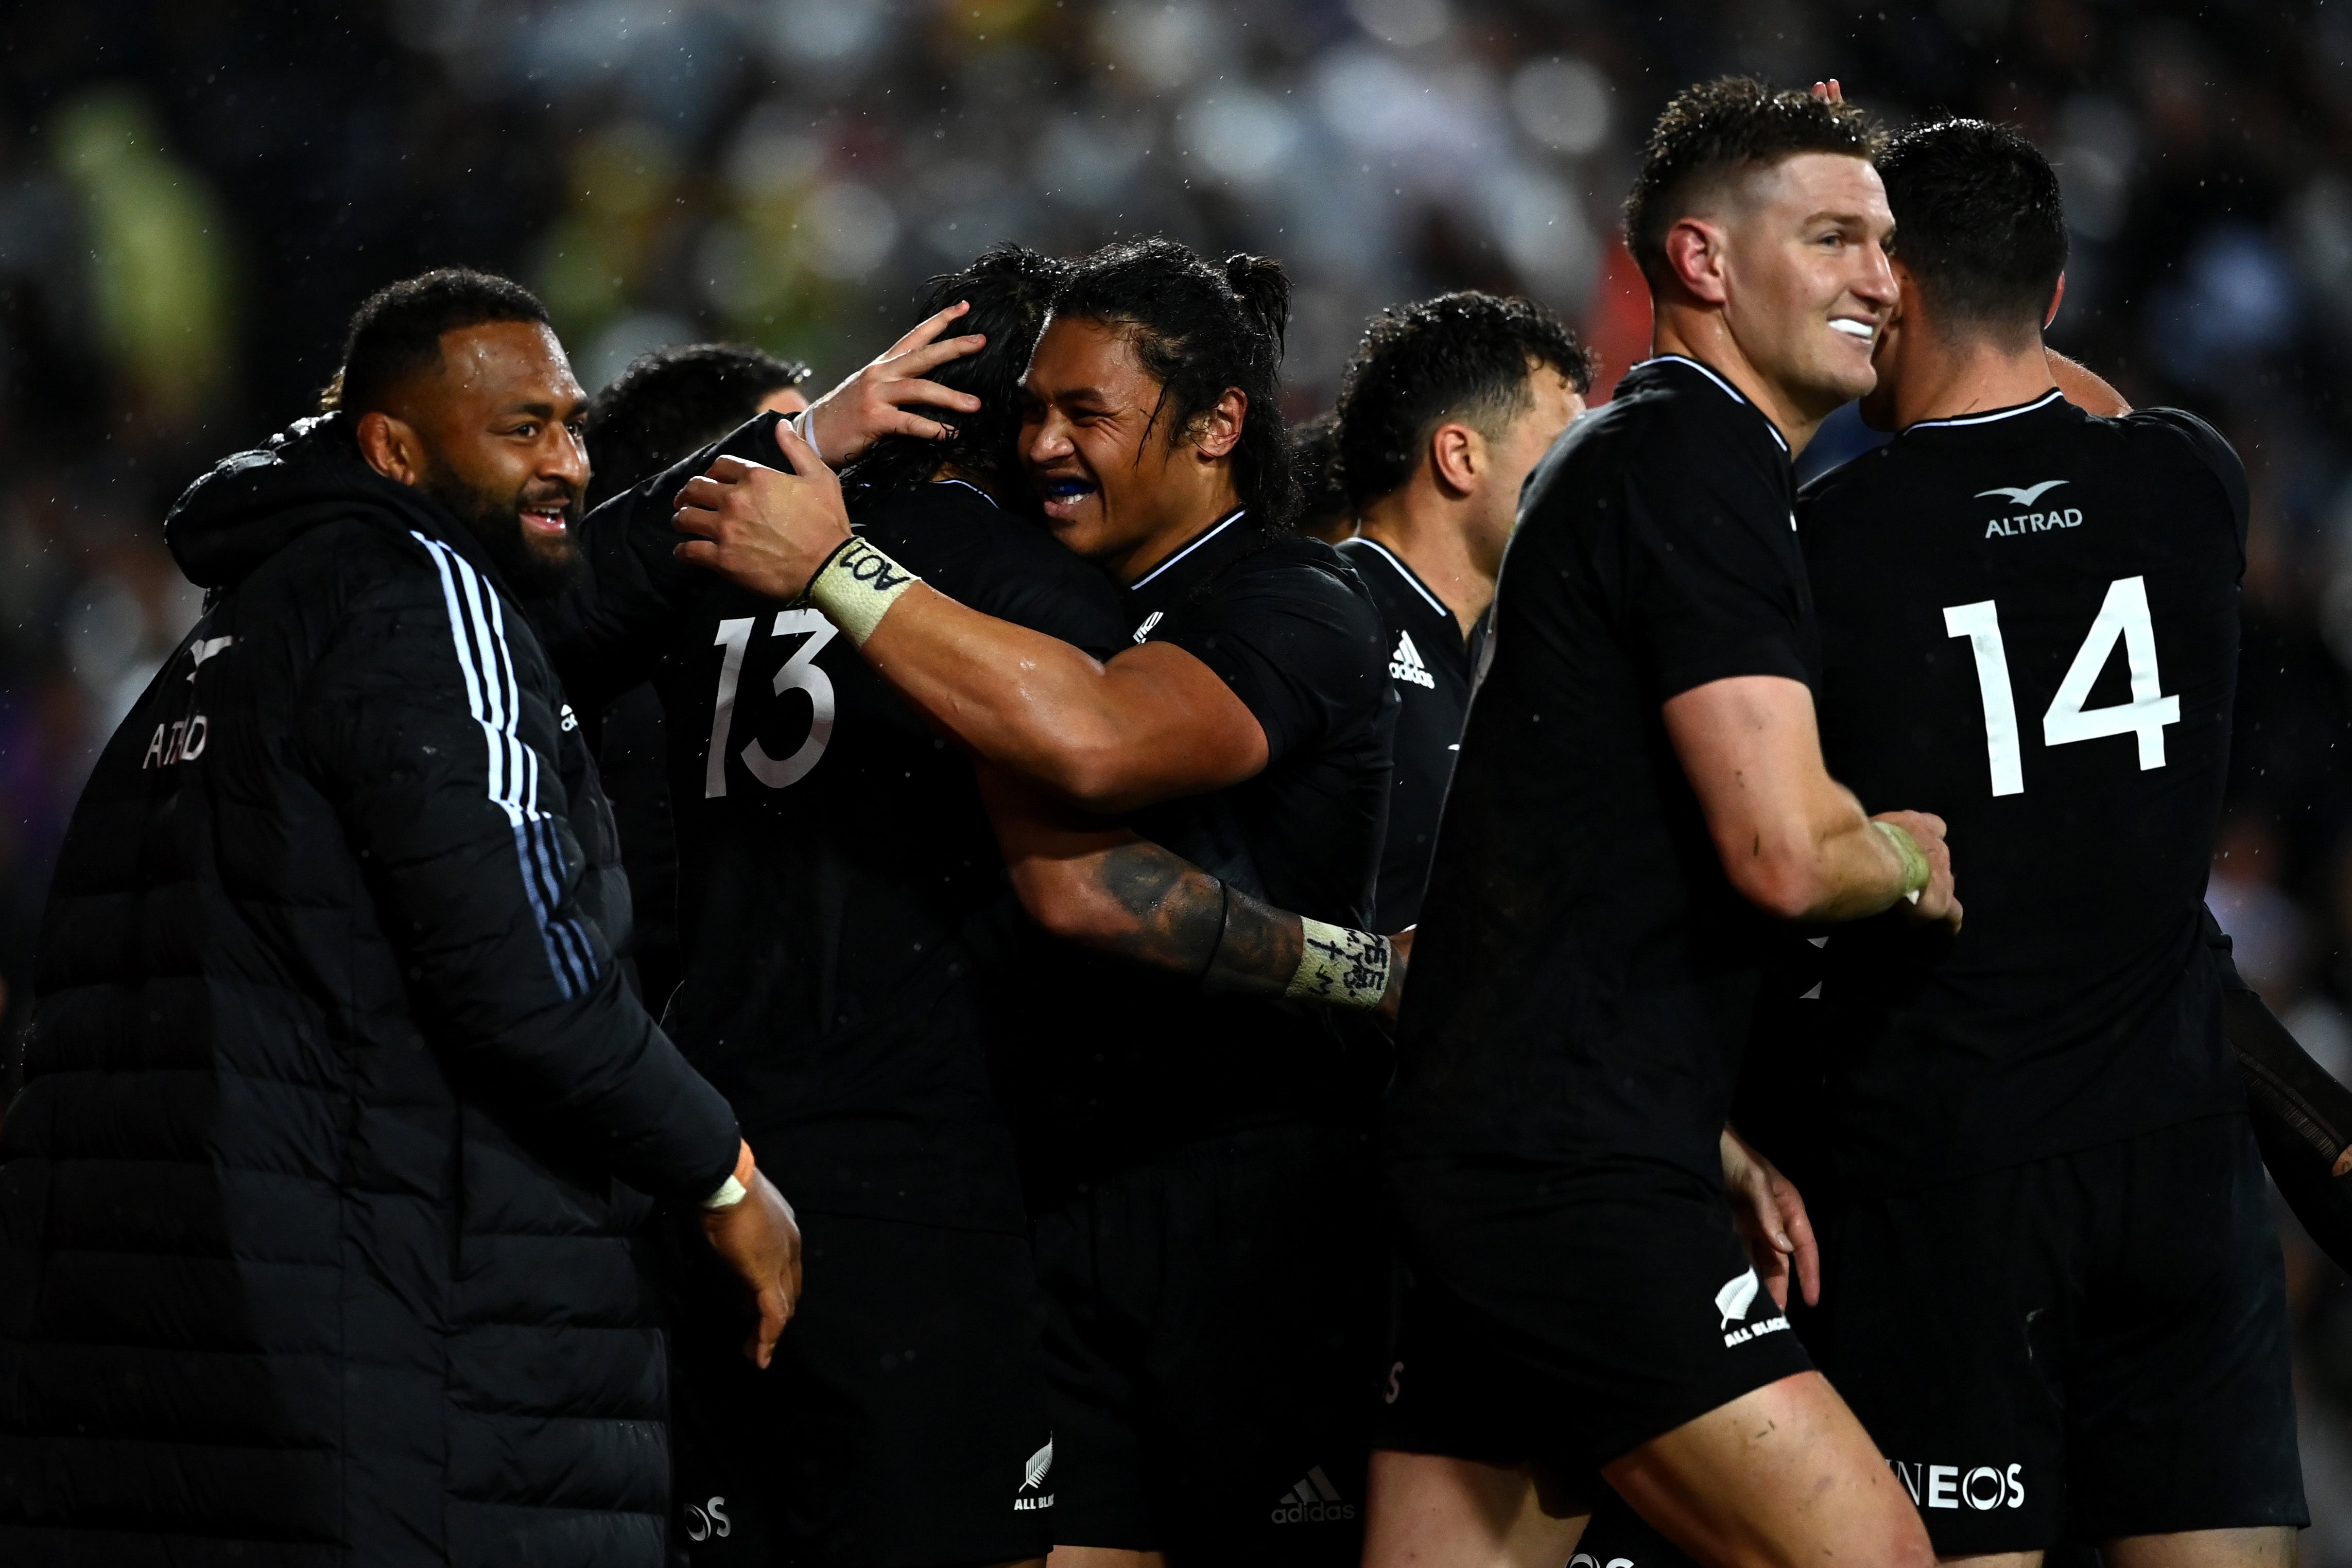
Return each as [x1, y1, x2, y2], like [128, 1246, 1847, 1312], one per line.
[802, 300, 987, 465]
[1874, 808, 1962, 933]
[671, 426, 853, 601]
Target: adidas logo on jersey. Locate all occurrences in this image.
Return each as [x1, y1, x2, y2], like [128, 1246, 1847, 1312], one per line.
[1270, 1466, 1357, 1524]
[1013, 1437, 1055, 1511]
[1389, 631, 1436, 689]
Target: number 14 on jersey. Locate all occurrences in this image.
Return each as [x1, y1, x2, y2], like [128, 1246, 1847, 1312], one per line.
[1943, 576, 2180, 797]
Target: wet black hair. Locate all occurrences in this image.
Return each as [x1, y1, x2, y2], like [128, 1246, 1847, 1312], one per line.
[580, 343, 812, 510]
[839, 241, 1069, 503]
[1334, 292, 1596, 508]
[322, 267, 550, 416]
[1623, 77, 1880, 285]
[1290, 410, 1354, 539]
[1050, 237, 1298, 528]
[1876, 118, 2068, 344]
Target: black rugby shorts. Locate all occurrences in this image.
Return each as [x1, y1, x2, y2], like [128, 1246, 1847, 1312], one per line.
[1803, 1113, 2306, 1555]
[1032, 1122, 1386, 1566]
[664, 1208, 1054, 1568]
[1377, 1155, 1814, 1474]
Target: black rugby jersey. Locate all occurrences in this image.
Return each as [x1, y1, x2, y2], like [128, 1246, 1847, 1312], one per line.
[1006, 509, 1397, 1194]
[1334, 535, 1483, 932]
[1797, 392, 2248, 1191]
[1385, 356, 1815, 1183]
[650, 479, 1127, 1231]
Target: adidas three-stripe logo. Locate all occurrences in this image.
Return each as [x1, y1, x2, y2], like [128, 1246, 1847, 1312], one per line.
[1389, 631, 1436, 689]
[1270, 1465, 1357, 1524]
[411, 531, 600, 1000]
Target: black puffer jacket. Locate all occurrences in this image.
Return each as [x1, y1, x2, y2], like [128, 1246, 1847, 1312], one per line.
[0, 415, 740, 1565]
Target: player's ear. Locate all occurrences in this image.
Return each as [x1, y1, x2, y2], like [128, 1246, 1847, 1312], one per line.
[1664, 217, 1730, 305]
[1193, 388, 1246, 461]
[2045, 273, 2065, 332]
[355, 409, 427, 489]
[1429, 422, 1480, 497]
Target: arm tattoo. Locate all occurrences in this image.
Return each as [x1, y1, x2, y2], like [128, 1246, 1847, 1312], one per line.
[1080, 841, 1303, 997]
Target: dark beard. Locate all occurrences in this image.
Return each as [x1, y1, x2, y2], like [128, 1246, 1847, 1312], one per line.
[423, 468, 584, 600]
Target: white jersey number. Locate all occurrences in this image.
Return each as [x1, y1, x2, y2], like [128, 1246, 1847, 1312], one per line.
[704, 611, 839, 797]
[1942, 576, 2179, 798]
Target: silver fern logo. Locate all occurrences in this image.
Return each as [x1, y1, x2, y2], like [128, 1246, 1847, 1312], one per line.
[1715, 1268, 1760, 1329]
[1014, 1437, 1056, 1511]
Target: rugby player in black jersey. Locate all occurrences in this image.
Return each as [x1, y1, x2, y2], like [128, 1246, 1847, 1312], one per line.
[1783, 118, 2302, 1568]
[577, 344, 810, 1013]
[1366, 80, 1956, 1568]
[546, 248, 1122, 1568]
[1330, 293, 1593, 929]
[676, 239, 1399, 1567]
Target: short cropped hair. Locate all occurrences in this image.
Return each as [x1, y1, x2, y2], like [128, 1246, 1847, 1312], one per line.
[581, 343, 812, 509]
[322, 268, 549, 416]
[1623, 77, 1880, 284]
[1334, 292, 1596, 508]
[1290, 410, 1353, 536]
[1876, 118, 2068, 344]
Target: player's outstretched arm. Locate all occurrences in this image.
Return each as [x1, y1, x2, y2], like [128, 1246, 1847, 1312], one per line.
[1663, 674, 1961, 930]
[674, 424, 1270, 812]
[976, 764, 1405, 1021]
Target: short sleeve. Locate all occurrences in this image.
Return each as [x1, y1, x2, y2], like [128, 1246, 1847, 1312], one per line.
[1619, 464, 1810, 701]
[1150, 561, 1389, 764]
[2134, 407, 2250, 557]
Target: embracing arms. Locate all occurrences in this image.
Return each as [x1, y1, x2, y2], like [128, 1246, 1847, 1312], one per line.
[1664, 674, 1960, 929]
[672, 420, 1269, 813]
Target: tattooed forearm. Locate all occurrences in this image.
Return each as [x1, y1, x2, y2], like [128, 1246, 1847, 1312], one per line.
[1076, 842, 1304, 996]
[1082, 840, 1235, 977]
[1201, 887, 1306, 999]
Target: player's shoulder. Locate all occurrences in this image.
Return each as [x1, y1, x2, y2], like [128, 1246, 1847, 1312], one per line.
[1229, 532, 1383, 624]
[1331, 536, 1422, 627]
[1529, 358, 1784, 516]
[2118, 406, 2246, 500]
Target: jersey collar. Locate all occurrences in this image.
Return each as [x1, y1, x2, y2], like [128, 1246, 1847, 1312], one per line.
[1903, 388, 2068, 432]
[1339, 535, 1451, 620]
[1129, 506, 1249, 591]
[1638, 354, 1791, 454]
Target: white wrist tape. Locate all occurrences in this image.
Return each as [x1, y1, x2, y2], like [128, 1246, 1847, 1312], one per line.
[1287, 918, 1395, 1010]
[1873, 820, 1931, 904]
[806, 536, 921, 647]
[792, 408, 824, 466]
[703, 1140, 756, 1211]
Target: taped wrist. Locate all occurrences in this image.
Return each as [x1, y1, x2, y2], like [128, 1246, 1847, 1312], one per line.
[1872, 820, 1931, 903]
[805, 535, 920, 647]
[703, 1139, 757, 1211]
[1287, 917, 1395, 1010]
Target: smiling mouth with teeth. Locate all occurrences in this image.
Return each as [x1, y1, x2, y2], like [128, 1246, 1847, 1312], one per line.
[1829, 319, 1876, 342]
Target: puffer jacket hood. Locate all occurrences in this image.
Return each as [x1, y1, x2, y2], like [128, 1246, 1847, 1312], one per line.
[166, 411, 453, 590]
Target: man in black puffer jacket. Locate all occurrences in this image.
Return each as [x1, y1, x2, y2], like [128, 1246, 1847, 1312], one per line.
[0, 271, 801, 1565]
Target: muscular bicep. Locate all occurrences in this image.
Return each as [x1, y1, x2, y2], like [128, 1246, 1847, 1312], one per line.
[851, 585, 1267, 810]
[1079, 641, 1269, 809]
[1662, 675, 1859, 914]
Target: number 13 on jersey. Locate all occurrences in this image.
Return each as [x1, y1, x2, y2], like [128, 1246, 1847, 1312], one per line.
[1943, 576, 2180, 797]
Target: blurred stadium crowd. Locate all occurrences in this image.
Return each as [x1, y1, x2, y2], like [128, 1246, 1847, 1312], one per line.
[7, 0, 2352, 1544]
